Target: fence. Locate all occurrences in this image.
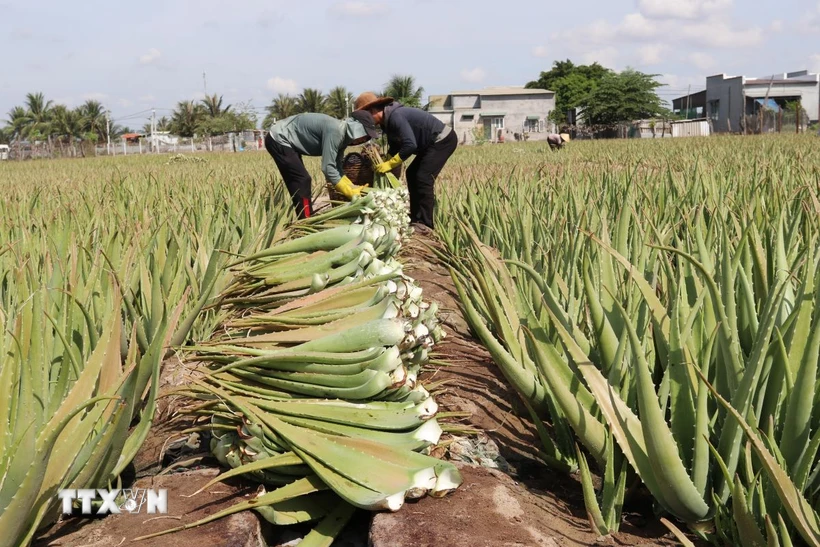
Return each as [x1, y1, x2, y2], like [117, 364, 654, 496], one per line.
[565, 120, 674, 140]
[743, 108, 811, 135]
[3, 131, 268, 160]
[93, 131, 267, 157]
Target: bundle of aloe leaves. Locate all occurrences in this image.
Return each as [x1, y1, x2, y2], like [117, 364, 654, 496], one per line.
[142, 187, 460, 545]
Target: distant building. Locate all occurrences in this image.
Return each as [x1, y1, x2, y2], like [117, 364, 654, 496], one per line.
[673, 70, 819, 133]
[425, 86, 556, 144]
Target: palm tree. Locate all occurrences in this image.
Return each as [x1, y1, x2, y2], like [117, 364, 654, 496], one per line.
[297, 88, 327, 114]
[326, 86, 354, 119]
[23, 92, 54, 140]
[157, 116, 170, 132]
[263, 94, 298, 128]
[141, 116, 171, 134]
[201, 94, 232, 118]
[383, 75, 424, 108]
[77, 100, 106, 141]
[169, 100, 206, 137]
[4, 106, 28, 140]
[50, 105, 84, 155]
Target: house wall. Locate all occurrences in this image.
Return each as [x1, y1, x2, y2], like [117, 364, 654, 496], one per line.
[744, 83, 820, 121]
[452, 95, 479, 109]
[706, 75, 744, 133]
[446, 93, 556, 144]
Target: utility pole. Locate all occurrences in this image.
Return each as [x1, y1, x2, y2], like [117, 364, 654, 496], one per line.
[203, 72, 207, 96]
[685, 85, 691, 120]
[106, 111, 111, 155]
[151, 108, 156, 152]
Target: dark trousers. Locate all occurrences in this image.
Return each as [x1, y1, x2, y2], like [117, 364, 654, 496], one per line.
[264, 133, 312, 218]
[405, 130, 457, 229]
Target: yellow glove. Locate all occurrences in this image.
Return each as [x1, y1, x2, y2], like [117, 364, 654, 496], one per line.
[375, 154, 403, 174]
[335, 176, 367, 199]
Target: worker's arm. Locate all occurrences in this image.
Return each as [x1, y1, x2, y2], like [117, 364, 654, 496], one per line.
[376, 113, 416, 173]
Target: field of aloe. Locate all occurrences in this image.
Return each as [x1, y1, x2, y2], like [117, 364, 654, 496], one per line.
[1, 134, 820, 546]
[438, 135, 820, 545]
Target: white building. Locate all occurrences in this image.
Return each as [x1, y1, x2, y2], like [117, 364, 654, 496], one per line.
[426, 86, 556, 144]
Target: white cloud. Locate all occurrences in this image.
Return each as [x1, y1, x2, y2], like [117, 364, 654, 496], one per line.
[139, 95, 156, 103]
[266, 76, 299, 95]
[460, 67, 486, 83]
[582, 47, 619, 68]
[118, 98, 133, 108]
[619, 13, 661, 40]
[798, 3, 820, 34]
[658, 73, 706, 90]
[686, 51, 717, 70]
[637, 0, 732, 20]
[139, 48, 162, 65]
[810, 53, 820, 73]
[679, 21, 762, 48]
[638, 44, 667, 65]
[770, 19, 783, 32]
[328, 1, 388, 17]
[553, 13, 762, 54]
[81, 92, 108, 101]
[532, 45, 549, 58]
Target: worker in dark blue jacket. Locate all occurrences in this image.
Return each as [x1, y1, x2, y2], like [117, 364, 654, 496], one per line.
[354, 92, 457, 232]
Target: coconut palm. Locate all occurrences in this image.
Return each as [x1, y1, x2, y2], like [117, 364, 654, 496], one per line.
[327, 86, 354, 119]
[4, 106, 28, 140]
[50, 105, 84, 155]
[296, 88, 327, 114]
[263, 94, 298, 129]
[77, 100, 107, 141]
[169, 100, 206, 137]
[21, 92, 54, 140]
[201, 94, 232, 118]
[383, 75, 424, 108]
[141, 116, 171, 135]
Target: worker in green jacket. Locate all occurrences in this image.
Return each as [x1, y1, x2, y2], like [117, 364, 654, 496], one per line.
[265, 110, 379, 218]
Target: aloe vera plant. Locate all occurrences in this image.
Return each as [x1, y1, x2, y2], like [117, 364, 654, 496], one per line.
[437, 137, 820, 544]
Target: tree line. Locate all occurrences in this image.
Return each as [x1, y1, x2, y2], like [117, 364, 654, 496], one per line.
[0, 75, 425, 145]
[261, 75, 425, 130]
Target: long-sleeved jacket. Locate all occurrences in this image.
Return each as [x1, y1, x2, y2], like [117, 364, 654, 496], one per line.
[269, 113, 367, 184]
[382, 103, 445, 160]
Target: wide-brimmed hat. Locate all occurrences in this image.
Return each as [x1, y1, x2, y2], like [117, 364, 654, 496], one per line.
[350, 110, 381, 139]
[354, 91, 394, 111]
[560, 133, 571, 143]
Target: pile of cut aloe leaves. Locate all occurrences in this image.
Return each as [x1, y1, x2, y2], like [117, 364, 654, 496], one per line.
[141, 172, 462, 544]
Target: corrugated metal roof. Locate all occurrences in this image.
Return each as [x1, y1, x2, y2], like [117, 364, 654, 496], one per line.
[480, 112, 506, 117]
[526, 115, 541, 120]
[451, 87, 553, 96]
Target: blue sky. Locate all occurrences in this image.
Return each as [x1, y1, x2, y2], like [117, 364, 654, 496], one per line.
[1, 0, 818, 128]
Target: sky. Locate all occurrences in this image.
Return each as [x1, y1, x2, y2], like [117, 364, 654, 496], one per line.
[1, 0, 818, 129]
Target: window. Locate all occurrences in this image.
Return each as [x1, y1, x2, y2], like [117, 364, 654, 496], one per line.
[461, 114, 474, 122]
[491, 117, 504, 131]
[525, 118, 543, 132]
